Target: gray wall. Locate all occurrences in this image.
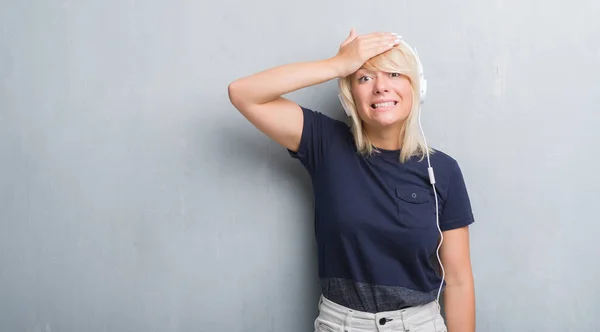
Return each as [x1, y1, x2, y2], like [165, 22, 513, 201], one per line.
[1, 0, 599, 331]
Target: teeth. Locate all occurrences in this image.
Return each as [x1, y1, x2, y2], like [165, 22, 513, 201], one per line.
[373, 101, 395, 109]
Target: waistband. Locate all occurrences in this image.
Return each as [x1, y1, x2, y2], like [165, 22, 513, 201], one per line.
[317, 294, 441, 331]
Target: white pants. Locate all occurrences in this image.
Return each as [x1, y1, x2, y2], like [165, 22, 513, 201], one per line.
[314, 295, 447, 332]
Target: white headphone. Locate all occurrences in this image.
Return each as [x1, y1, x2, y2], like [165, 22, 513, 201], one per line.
[337, 39, 446, 312]
[338, 39, 428, 116]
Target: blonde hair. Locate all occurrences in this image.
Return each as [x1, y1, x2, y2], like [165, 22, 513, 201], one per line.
[338, 43, 435, 163]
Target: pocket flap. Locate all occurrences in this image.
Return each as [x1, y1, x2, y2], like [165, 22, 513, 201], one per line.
[395, 188, 430, 204]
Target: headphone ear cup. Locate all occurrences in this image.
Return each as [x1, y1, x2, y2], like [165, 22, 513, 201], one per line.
[420, 78, 427, 104]
[412, 46, 426, 104]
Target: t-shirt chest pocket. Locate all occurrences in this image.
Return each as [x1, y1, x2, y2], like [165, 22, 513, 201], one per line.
[395, 187, 437, 229]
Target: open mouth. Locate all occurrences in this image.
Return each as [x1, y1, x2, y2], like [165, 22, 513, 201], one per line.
[370, 101, 398, 110]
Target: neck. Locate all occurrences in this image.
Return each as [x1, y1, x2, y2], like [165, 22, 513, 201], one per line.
[364, 122, 404, 150]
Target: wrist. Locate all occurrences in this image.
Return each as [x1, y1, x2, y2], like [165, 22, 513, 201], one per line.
[325, 56, 347, 79]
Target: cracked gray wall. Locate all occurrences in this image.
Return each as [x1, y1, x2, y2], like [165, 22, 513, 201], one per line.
[1, 0, 599, 331]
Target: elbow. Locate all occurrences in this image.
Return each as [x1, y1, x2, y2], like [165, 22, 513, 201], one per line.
[444, 271, 474, 288]
[227, 80, 242, 108]
[228, 79, 260, 116]
[227, 80, 254, 114]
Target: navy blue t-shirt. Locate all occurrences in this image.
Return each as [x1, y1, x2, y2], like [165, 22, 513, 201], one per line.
[288, 106, 475, 313]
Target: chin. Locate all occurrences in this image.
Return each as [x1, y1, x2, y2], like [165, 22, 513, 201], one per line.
[369, 111, 406, 127]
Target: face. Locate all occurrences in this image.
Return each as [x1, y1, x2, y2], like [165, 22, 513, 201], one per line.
[350, 68, 414, 130]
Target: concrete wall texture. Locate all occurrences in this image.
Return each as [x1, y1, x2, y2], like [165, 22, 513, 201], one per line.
[1, 0, 599, 331]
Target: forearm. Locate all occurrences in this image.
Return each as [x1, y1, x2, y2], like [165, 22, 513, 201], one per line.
[443, 281, 475, 332]
[228, 57, 342, 106]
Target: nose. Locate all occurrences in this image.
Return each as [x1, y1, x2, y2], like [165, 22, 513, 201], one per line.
[373, 76, 389, 94]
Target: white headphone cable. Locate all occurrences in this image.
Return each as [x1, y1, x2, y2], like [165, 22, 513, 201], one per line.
[417, 104, 444, 313]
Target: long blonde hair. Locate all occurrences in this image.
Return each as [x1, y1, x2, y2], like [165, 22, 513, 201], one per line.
[338, 43, 434, 163]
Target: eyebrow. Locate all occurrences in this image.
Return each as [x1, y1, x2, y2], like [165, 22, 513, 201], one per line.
[355, 69, 378, 77]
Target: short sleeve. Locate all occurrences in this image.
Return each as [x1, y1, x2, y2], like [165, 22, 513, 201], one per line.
[287, 106, 344, 175]
[439, 160, 475, 231]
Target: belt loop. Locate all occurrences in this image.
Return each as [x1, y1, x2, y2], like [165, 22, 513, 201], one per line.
[343, 308, 353, 332]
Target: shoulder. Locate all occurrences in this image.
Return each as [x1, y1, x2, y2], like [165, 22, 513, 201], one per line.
[426, 148, 467, 186]
[288, 106, 353, 168]
[428, 148, 475, 228]
[299, 106, 350, 131]
[428, 148, 459, 168]
[297, 106, 353, 144]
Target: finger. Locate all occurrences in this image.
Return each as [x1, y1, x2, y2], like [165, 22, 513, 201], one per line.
[371, 42, 398, 57]
[359, 32, 401, 43]
[349, 28, 357, 39]
[356, 38, 400, 60]
[360, 35, 401, 50]
[340, 28, 358, 47]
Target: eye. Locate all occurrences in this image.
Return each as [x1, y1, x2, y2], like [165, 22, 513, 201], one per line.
[358, 76, 372, 83]
[390, 72, 401, 78]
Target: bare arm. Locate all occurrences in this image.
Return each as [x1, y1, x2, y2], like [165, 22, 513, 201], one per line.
[227, 29, 401, 152]
[227, 58, 343, 152]
[440, 226, 476, 332]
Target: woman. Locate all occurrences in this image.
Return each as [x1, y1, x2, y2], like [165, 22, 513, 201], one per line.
[228, 29, 475, 332]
